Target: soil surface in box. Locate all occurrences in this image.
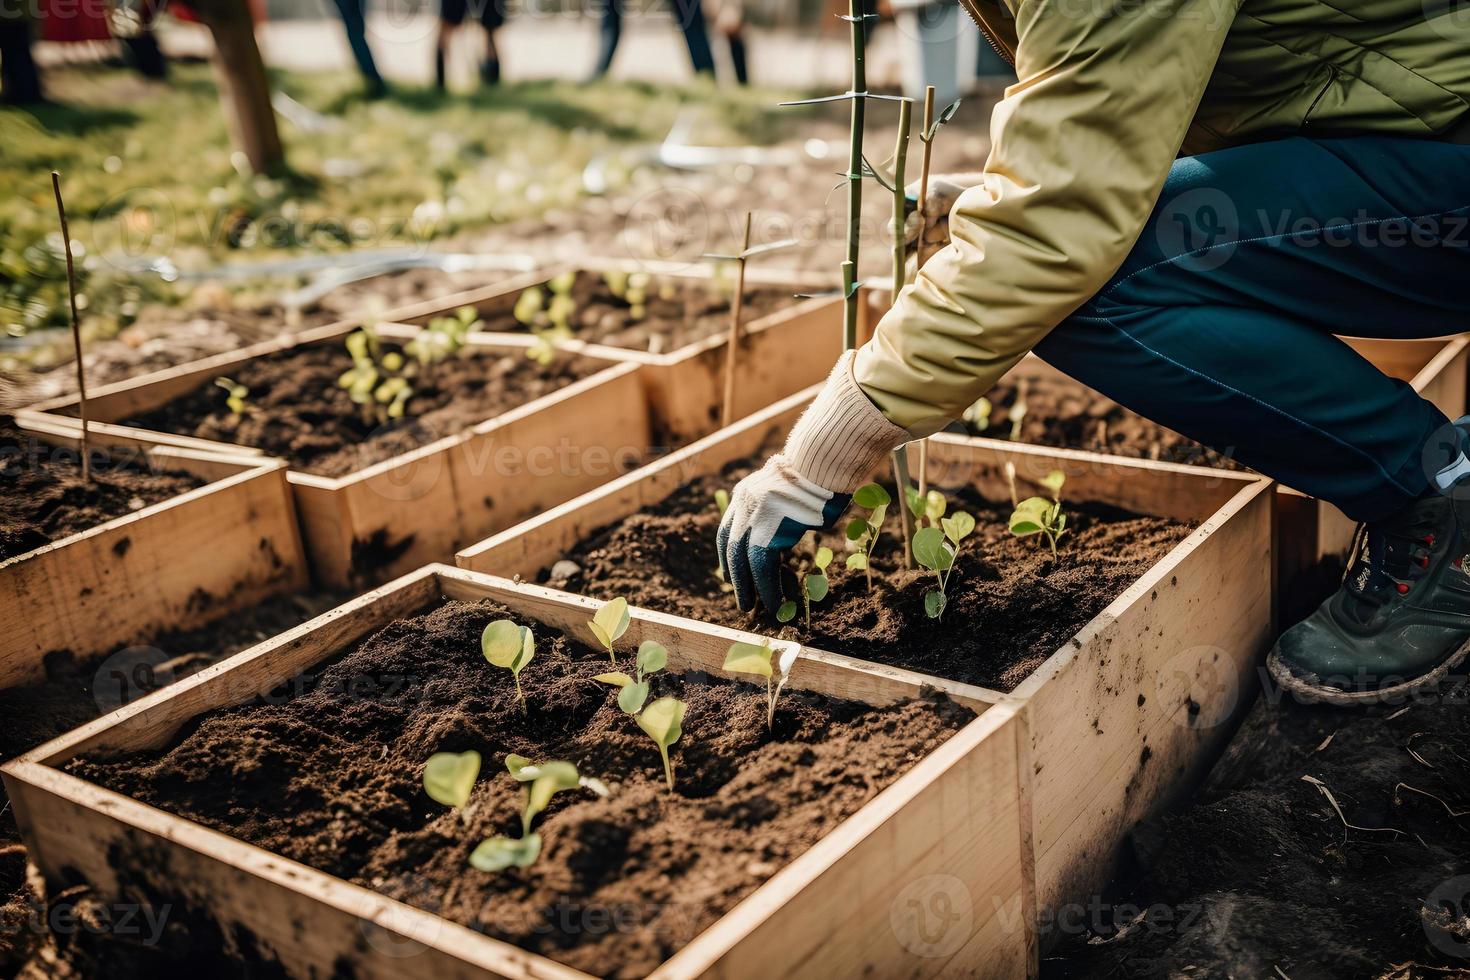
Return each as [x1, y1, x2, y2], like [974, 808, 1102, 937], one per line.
[71, 599, 973, 977]
[547, 458, 1195, 691]
[977, 374, 1246, 470]
[482, 270, 796, 352]
[0, 590, 343, 977]
[0, 422, 206, 562]
[121, 342, 607, 477]
[1045, 681, 1470, 978]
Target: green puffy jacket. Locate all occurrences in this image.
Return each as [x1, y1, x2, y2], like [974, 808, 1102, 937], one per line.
[855, 0, 1470, 432]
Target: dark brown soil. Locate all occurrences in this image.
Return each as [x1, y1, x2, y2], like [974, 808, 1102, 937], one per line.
[1045, 680, 1470, 979]
[120, 343, 608, 477]
[0, 423, 206, 562]
[544, 458, 1194, 692]
[977, 374, 1245, 470]
[69, 598, 973, 978]
[0, 589, 344, 978]
[481, 270, 795, 353]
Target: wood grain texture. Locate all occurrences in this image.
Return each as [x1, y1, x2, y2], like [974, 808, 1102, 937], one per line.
[5, 566, 1031, 980]
[0, 422, 308, 689]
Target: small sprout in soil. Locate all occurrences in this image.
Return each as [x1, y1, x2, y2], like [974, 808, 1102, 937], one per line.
[845, 482, 890, 590]
[636, 695, 686, 792]
[407, 305, 476, 378]
[1010, 469, 1069, 559]
[469, 757, 607, 873]
[722, 639, 798, 731]
[913, 505, 976, 620]
[963, 396, 992, 432]
[714, 488, 730, 519]
[339, 322, 415, 423]
[906, 485, 949, 530]
[778, 545, 832, 628]
[1008, 379, 1030, 441]
[214, 376, 250, 415]
[424, 750, 481, 822]
[516, 276, 577, 365]
[594, 639, 668, 714]
[482, 619, 535, 705]
[588, 596, 631, 665]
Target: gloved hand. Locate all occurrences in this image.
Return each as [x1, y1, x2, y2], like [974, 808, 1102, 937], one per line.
[905, 172, 984, 257]
[717, 351, 909, 614]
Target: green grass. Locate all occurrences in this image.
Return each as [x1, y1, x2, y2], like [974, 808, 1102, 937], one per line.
[0, 63, 811, 341]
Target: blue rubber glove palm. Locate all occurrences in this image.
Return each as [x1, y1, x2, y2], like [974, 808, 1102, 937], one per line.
[716, 454, 851, 614]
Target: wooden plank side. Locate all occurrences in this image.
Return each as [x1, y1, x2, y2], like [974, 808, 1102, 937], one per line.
[640, 295, 845, 445]
[457, 387, 813, 578]
[659, 702, 1033, 980]
[1015, 481, 1273, 920]
[0, 454, 307, 689]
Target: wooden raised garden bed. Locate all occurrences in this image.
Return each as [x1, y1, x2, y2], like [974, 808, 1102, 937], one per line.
[0, 415, 307, 690]
[456, 387, 1276, 930]
[389, 260, 860, 445]
[2, 564, 1035, 978]
[18, 319, 653, 590]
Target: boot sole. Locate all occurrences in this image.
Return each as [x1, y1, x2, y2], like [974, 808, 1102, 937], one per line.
[1266, 637, 1470, 706]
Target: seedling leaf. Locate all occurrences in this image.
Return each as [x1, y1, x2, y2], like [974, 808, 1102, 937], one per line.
[481, 620, 524, 668]
[924, 490, 947, 523]
[924, 589, 947, 618]
[619, 680, 650, 714]
[912, 526, 953, 571]
[846, 518, 869, 541]
[636, 640, 668, 676]
[593, 671, 634, 688]
[777, 601, 798, 622]
[846, 553, 868, 570]
[1041, 470, 1067, 496]
[470, 834, 541, 872]
[941, 512, 975, 545]
[853, 483, 890, 509]
[813, 547, 833, 572]
[723, 641, 774, 678]
[423, 750, 481, 808]
[589, 597, 630, 660]
[806, 572, 829, 602]
[637, 696, 686, 791]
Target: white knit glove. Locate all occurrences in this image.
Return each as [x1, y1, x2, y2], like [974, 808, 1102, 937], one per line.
[717, 351, 909, 614]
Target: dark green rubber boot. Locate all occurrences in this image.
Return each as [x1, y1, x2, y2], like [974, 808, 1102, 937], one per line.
[1269, 491, 1470, 704]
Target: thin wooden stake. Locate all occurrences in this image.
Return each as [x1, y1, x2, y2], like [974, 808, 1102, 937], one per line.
[886, 102, 917, 567]
[719, 213, 754, 429]
[51, 171, 91, 483]
[913, 86, 937, 504]
[841, 0, 867, 351]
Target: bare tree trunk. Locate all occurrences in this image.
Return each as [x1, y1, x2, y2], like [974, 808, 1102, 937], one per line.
[195, 0, 284, 175]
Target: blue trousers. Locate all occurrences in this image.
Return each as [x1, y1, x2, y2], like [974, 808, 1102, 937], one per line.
[1034, 136, 1470, 523]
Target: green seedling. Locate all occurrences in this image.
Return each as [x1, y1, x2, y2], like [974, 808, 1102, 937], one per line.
[214, 376, 249, 415]
[339, 321, 415, 424]
[482, 619, 535, 706]
[1010, 469, 1069, 558]
[912, 505, 976, 620]
[722, 639, 798, 731]
[905, 485, 950, 530]
[515, 275, 578, 365]
[469, 756, 608, 872]
[778, 545, 832, 629]
[714, 488, 730, 519]
[845, 482, 890, 590]
[588, 596, 630, 666]
[1008, 379, 1030, 441]
[603, 269, 630, 299]
[963, 396, 992, 432]
[636, 695, 686, 792]
[423, 749, 482, 823]
[594, 639, 668, 714]
[407, 305, 476, 379]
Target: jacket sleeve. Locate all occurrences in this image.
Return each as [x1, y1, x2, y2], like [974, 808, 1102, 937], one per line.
[854, 0, 1240, 433]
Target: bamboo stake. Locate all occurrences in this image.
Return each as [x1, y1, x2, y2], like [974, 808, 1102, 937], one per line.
[887, 100, 917, 567]
[841, 0, 866, 351]
[914, 86, 938, 504]
[719, 213, 754, 428]
[51, 171, 91, 483]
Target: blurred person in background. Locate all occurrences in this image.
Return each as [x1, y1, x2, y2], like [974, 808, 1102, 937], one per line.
[436, 0, 502, 89]
[328, 0, 388, 97]
[711, 0, 747, 85]
[591, 0, 714, 80]
[0, 4, 42, 104]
